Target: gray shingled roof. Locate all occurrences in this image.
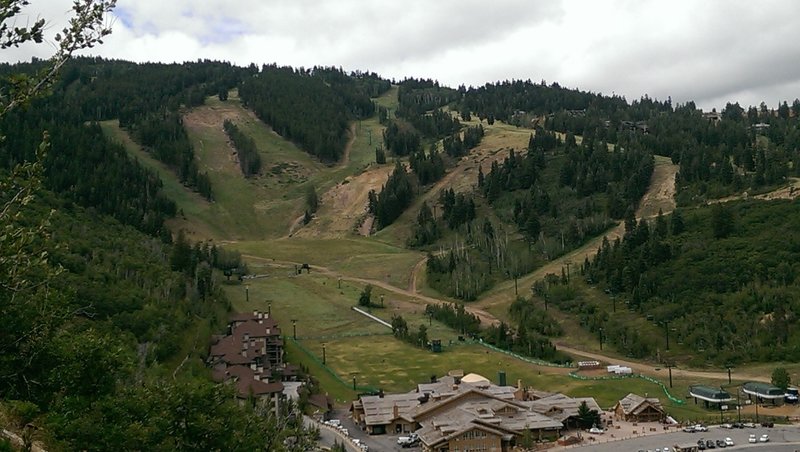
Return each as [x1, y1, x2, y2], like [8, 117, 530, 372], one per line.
[525, 394, 603, 422]
[616, 393, 663, 416]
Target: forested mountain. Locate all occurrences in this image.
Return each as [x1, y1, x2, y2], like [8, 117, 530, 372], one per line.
[239, 65, 388, 162]
[580, 200, 800, 364]
[459, 80, 800, 205]
[3, 36, 800, 449]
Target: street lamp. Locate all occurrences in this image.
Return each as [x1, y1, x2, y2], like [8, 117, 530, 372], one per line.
[291, 319, 298, 340]
[267, 301, 272, 317]
[245, 284, 250, 302]
[322, 343, 326, 365]
[725, 365, 732, 385]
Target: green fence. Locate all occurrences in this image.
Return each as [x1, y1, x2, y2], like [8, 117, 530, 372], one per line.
[568, 371, 686, 405]
[288, 337, 379, 393]
[473, 340, 575, 368]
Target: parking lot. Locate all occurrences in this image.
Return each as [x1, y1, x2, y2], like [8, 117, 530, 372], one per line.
[558, 424, 800, 451]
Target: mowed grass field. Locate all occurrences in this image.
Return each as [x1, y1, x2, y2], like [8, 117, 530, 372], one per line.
[222, 268, 731, 421]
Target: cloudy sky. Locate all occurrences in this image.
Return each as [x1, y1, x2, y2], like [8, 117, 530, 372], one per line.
[6, 0, 800, 110]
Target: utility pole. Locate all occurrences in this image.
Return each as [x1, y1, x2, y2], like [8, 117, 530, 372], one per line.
[726, 366, 732, 385]
[245, 285, 250, 302]
[665, 363, 675, 388]
[564, 262, 572, 282]
[322, 343, 326, 365]
[291, 319, 298, 340]
[267, 302, 271, 317]
[664, 320, 670, 351]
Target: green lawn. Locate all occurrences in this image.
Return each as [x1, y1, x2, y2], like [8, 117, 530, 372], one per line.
[221, 269, 723, 418]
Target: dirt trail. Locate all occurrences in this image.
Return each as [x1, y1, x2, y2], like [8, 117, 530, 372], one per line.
[469, 157, 678, 316]
[708, 177, 800, 205]
[292, 165, 393, 239]
[408, 256, 427, 293]
[554, 344, 770, 383]
[340, 123, 356, 168]
[241, 254, 500, 327]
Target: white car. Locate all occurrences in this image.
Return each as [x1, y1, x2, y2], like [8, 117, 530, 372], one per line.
[724, 437, 734, 446]
[748, 434, 757, 443]
[759, 434, 769, 442]
[588, 427, 605, 434]
[694, 424, 708, 432]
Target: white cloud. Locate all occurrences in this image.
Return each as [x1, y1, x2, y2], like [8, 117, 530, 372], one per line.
[4, 0, 800, 110]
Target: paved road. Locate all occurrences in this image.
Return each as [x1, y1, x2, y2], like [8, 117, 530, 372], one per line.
[304, 416, 360, 452]
[561, 425, 800, 451]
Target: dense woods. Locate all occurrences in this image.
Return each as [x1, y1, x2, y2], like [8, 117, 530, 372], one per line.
[582, 201, 800, 363]
[368, 162, 415, 229]
[223, 119, 262, 176]
[239, 65, 385, 162]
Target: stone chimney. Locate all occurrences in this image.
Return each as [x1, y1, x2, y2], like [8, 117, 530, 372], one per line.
[392, 404, 399, 419]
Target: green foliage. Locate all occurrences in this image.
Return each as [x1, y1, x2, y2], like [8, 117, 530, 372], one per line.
[46, 381, 315, 451]
[368, 161, 415, 229]
[358, 284, 373, 307]
[383, 119, 421, 156]
[480, 321, 567, 363]
[426, 221, 541, 301]
[587, 200, 800, 363]
[424, 303, 481, 336]
[390, 314, 428, 349]
[407, 201, 439, 248]
[375, 146, 387, 164]
[442, 124, 484, 158]
[440, 188, 476, 230]
[576, 401, 601, 429]
[305, 185, 320, 214]
[509, 297, 563, 337]
[238, 65, 371, 162]
[772, 367, 791, 391]
[409, 145, 445, 185]
[223, 119, 262, 177]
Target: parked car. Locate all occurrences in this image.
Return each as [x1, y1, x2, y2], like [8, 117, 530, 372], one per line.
[694, 424, 708, 432]
[397, 433, 419, 448]
[785, 387, 798, 403]
[748, 434, 757, 443]
[721, 423, 733, 429]
[742, 422, 756, 428]
[760, 421, 774, 428]
[683, 425, 696, 433]
[588, 426, 605, 434]
[706, 439, 716, 449]
[759, 434, 769, 442]
[724, 437, 734, 446]
[715, 439, 726, 448]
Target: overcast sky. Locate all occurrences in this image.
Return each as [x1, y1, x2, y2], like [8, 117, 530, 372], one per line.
[6, 0, 800, 111]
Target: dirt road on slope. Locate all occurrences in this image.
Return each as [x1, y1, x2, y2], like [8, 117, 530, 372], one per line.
[241, 254, 501, 327]
[470, 156, 678, 317]
[554, 343, 770, 383]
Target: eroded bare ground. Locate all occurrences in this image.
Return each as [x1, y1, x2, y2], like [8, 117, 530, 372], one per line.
[709, 177, 800, 205]
[291, 165, 394, 239]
